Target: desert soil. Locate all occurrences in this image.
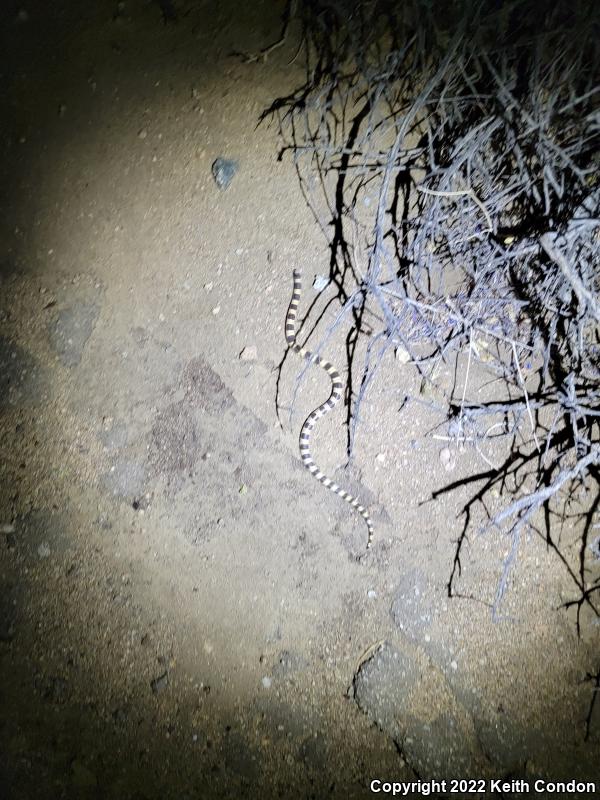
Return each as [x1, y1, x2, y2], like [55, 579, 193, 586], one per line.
[0, 2, 598, 799]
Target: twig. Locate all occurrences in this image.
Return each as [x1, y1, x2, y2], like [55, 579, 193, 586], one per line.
[512, 341, 541, 453]
[540, 233, 600, 323]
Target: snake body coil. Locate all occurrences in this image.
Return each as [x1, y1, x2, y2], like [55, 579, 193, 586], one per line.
[286, 269, 374, 549]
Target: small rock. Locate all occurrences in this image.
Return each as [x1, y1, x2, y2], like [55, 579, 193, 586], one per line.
[49, 303, 100, 368]
[261, 676, 272, 689]
[376, 452, 386, 464]
[0, 523, 15, 534]
[395, 345, 411, 364]
[313, 275, 329, 292]
[138, 128, 148, 140]
[439, 447, 456, 472]
[211, 157, 238, 190]
[239, 346, 257, 361]
[132, 495, 150, 511]
[473, 337, 493, 362]
[367, 589, 377, 599]
[211, 306, 220, 315]
[37, 542, 51, 558]
[150, 672, 168, 694]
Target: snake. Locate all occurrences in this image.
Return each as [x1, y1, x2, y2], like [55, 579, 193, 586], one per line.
[285, 269, 374, 549]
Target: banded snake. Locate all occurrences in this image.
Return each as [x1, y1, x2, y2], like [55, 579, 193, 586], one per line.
[285, 269, 374, 549]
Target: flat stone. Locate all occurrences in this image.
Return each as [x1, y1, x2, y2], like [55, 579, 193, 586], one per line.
[48, 303, 100, 367]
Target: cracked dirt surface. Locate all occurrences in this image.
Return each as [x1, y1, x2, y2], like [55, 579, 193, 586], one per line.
[1, 2, 599, 799]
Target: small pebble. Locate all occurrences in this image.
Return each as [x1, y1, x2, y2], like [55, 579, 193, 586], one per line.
[261, 676, 272, 689]
[395, 345, 411, 364]
[450, 660, 458, 671]
[0, 523, 15, 534]
[439, 447, 456, 472]
[37, 542, 51, 558]
[367, 589, 377, 599]
[138, 129, 147, 140]
[150, 672, 168, 694]
[212, 306, 220, 315]
[211, 157, 238, 190]
[313, 275, 329, 292]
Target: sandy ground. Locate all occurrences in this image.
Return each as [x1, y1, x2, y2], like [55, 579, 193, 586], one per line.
[0, 2, 599, 798]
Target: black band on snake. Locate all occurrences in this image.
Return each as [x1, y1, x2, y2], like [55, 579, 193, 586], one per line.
[285, 269, 374, 549]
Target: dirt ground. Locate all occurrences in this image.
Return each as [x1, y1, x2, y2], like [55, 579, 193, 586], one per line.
[0, 2, 598, 799]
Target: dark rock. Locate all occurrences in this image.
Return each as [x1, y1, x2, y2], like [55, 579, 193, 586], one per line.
[352, 644, 420, 733]
[48, 303, 100, 367]
[211, 157, 238, 190]
[0, 336, 48, 408]
[352, 644, 482, 777]
[150, 672, 168, 694]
